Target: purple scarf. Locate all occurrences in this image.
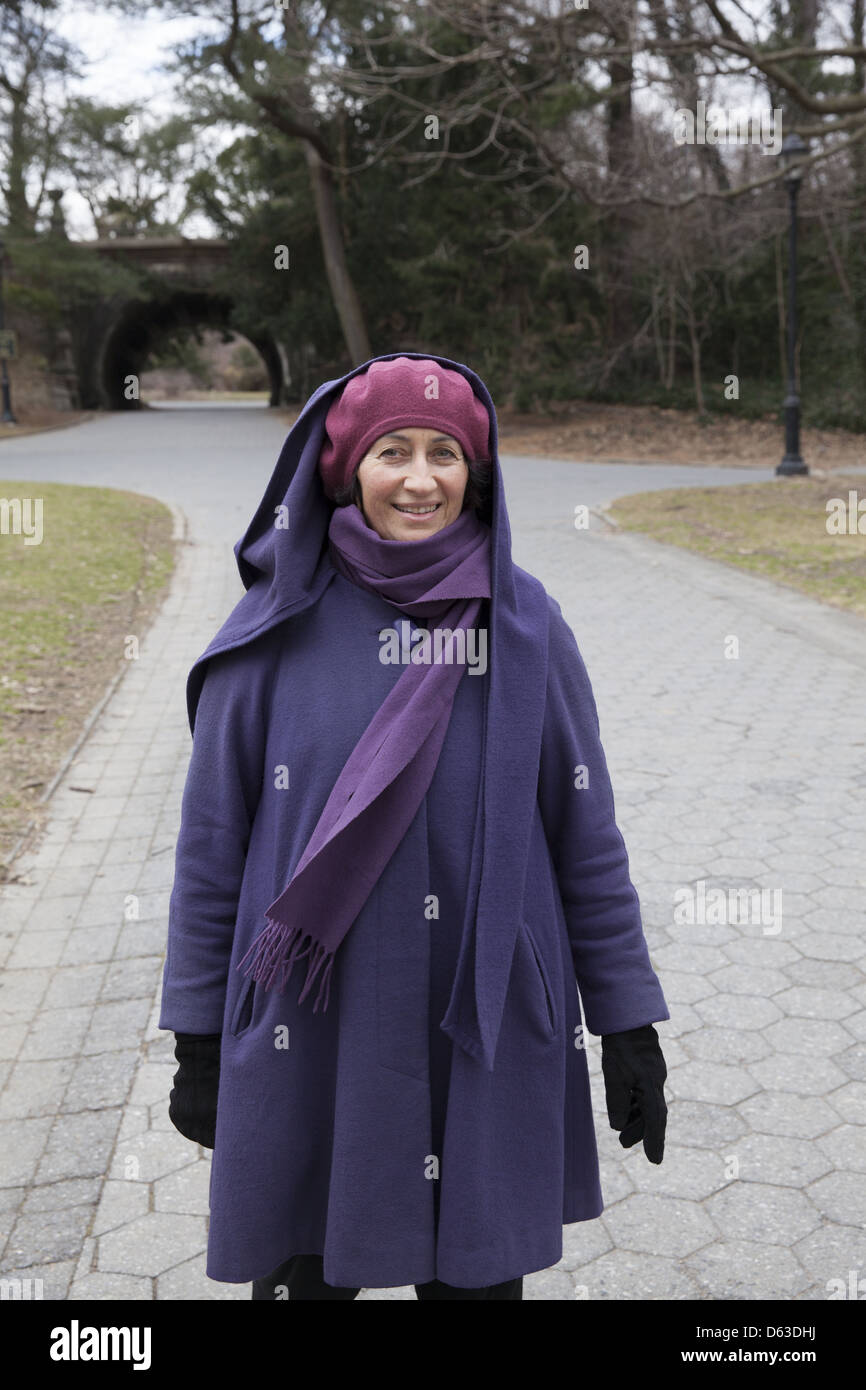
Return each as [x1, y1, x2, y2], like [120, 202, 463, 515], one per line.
[237, 503, 492, 1011]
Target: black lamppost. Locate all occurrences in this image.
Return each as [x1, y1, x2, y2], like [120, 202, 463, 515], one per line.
[777, 133, 808, 475]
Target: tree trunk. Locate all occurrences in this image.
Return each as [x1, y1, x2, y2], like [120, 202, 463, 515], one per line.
[666, 281, 677, 390]
[303, 142, 371, 365]
[651, 283, 666, 384]
[4, 87, 38, 235]
[849, 0, 866, 377]
[650, 0, 731, 193]
[603, 0, 638, 355]
[682, 289, 705, 414]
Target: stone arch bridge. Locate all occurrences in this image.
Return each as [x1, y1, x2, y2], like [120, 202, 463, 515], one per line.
[72, 236, 293, 410]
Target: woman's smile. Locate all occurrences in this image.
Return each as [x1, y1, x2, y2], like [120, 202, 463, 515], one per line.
[392, 501, 442, 517]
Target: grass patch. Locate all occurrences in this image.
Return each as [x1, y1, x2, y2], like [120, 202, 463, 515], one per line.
[607, 472, 866, 619]
[0, 481, 176, 872]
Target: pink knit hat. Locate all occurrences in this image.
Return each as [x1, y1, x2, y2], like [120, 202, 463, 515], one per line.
[318, 356, 491, 501]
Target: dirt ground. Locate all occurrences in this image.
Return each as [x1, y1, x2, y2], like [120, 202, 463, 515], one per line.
[493, 402, 866, 472]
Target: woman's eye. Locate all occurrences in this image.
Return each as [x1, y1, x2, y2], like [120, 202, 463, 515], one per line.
[378, 447, 460, 460]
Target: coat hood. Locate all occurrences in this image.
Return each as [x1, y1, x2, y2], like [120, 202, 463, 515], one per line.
[186, 350, 519, 731]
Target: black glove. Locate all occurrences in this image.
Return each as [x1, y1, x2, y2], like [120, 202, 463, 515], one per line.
[168, 1032, 221, 1149]
[600, 1023, 667, 1164]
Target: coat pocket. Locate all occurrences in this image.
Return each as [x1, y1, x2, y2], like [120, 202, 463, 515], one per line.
[229, 975, 256, 1038]
[522, 920, 558, 1037]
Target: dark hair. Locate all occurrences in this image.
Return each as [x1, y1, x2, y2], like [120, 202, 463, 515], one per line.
[333, 453, 492, 518]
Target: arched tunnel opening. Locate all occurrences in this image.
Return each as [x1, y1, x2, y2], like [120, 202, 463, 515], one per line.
[98, 289, 284, 409]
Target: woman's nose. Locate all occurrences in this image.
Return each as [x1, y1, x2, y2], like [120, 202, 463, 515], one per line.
[403, 455, 439, 483]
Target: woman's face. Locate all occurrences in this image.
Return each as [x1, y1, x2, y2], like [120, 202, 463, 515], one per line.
[355, 427, 469, 541]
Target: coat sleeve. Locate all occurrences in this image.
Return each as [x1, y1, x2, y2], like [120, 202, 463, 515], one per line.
[537, 595, 669, 1037]
[158, 643, 270, 1034]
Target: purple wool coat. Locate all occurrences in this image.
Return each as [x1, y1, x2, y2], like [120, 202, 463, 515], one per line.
[158, 351, 670, 1289]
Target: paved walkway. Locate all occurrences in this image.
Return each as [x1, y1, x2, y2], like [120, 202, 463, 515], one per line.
[0, 408, 864, 1300]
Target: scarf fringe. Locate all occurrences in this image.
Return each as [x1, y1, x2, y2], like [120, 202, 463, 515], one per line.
[238, 917, 334, 1013]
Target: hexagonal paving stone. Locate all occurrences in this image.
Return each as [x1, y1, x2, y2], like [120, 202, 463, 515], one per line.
[128, 1061, 176, 1109]
[808, 885, 866, 912]
[596, 1155, 637, 1207]
[577, 1246, 700, 1300]
[793, 1224, 866, 1293]
[815, 1125, 866, 1172]
[523, 1269, 579, 1300]
[68, 1272, 153, 1300]
[35, 1109, 122, 1183]
[685, 1239, 811, 1300]
[806, 1171, 866, 1225]
[2, 1205, 92, 1270]
[796, 934, 863, 962]
[728, 1133, 833, 1187]
[679, 1026, 772, 1065]
[708, 964, 790, 996]
[704, 1181, 820, 1245]
[154, 1160, 212, 1215]
[556, 1216, 613, 1271]
[666, 1099, 749, 1150]
[769, 854, 834, 876]
[842, 1010, 866, 1041]
[772, 987, 860, 1020]
[763, 1017, 853, 1057]
[666, 1060, 761, 1106]
[721, 937, 801, 967]
[695, 994, 783, 1030]
[835, 1043, 866, 1082]
[788, 959, 863, 990]
[148, 1100, 177, 1133]
[651, 943, 731, 975]
[736, 1091, 841, 1140]
[98, 1212, 207, 1277]
[107, 1129, 198, 1184]
[156, 1253, 248, 1300]
[746, 1054, 847, 1096]
[91, 1179, 150, 1235]
[0, 1258, 77, 1300]
[116, 1106, 151, 1143]
[600, 1193, 717, 1258]
[653, 970, 715, 1005]
[665, 923, 739, 950]
[658, 1004, 702, 1038]
[624, 1143, 731, 1201]
[825, 1080, 866, 1126]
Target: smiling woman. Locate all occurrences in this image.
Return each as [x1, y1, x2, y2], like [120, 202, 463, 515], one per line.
[159, 352, 669, 1302]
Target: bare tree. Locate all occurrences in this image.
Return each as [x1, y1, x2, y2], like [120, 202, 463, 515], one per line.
[0, 0, 83, 234]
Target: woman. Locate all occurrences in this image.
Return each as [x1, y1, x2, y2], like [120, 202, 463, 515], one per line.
[160, 352, 670, 1301]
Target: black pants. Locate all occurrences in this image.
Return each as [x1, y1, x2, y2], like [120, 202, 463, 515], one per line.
[252, 1252, 523, 1300]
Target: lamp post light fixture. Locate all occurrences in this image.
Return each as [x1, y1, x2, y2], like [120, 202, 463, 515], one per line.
[777, 133, 808, 476]
[0, 236, 17, 426]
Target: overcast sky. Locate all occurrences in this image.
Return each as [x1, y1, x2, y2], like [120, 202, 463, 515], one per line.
[50, 2, 222, 237]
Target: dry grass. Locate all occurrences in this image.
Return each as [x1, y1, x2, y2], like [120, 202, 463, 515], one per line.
[607, 473, 866, 619]
[0, 481, 176, 874]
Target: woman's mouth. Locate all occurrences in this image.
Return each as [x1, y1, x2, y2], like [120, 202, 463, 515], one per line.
[392, 503, 441, 516]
